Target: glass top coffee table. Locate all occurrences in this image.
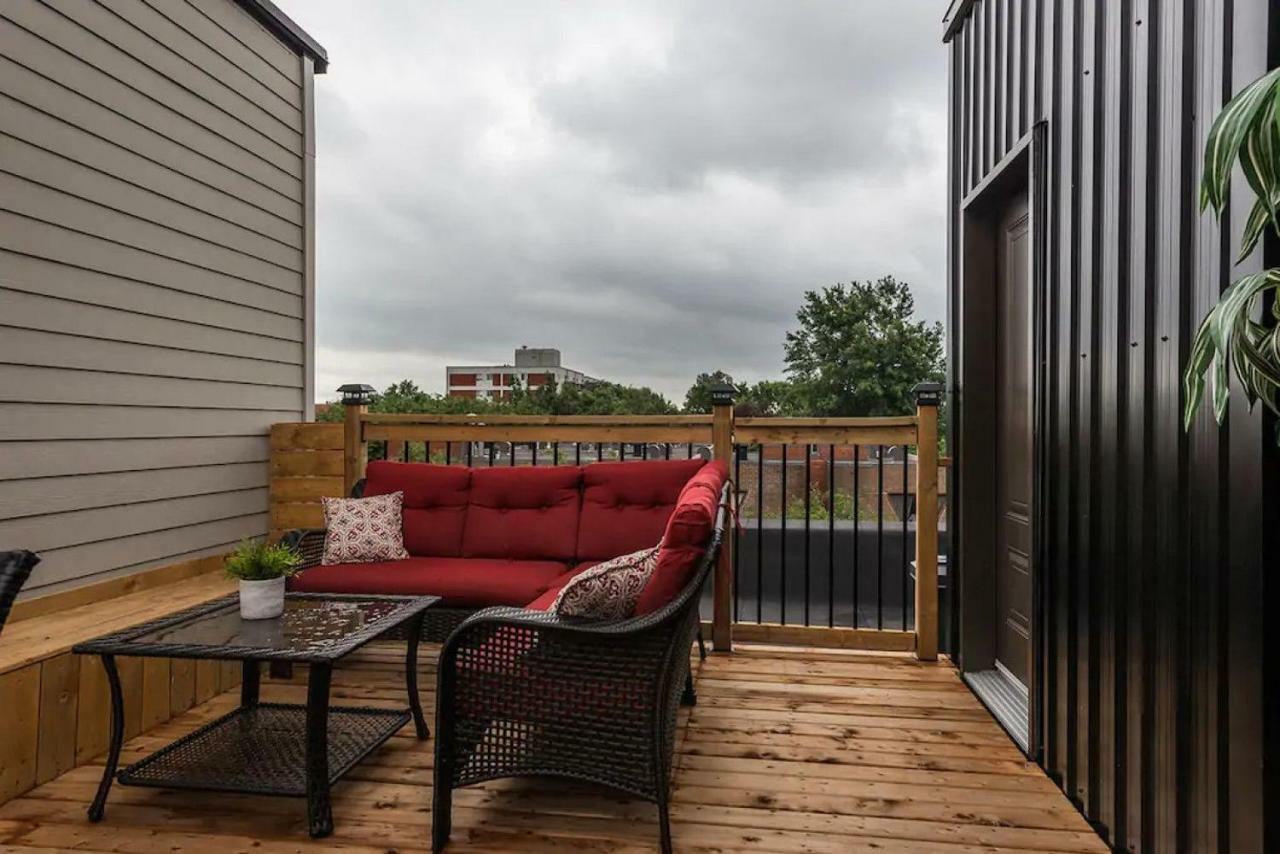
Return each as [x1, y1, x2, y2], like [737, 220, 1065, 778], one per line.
[72, 592, 439, 838]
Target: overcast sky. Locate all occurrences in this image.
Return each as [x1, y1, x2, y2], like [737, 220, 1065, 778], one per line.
[276, 1, 948, 404]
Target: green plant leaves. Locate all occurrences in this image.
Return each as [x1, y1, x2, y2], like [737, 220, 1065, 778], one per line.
[1184, 270, 1280, 430]
[1201, 66, 1280, 216]
[1186, 68, 1280, 436]
[224, 538, 302, 581]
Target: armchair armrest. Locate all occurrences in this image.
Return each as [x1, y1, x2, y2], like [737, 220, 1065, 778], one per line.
[278, 528, 326, 569]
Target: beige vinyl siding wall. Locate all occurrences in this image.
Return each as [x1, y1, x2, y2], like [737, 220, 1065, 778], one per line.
[0, 0, 315, 596]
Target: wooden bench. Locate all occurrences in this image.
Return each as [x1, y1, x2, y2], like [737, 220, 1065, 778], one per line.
[0, 558, 236, 806]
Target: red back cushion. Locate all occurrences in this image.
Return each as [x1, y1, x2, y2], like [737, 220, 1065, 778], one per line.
[576, 459, 707, 561]
[634, 460, 727, 615]
[363, 462, 471, 557]
[462, 466, 582, 561]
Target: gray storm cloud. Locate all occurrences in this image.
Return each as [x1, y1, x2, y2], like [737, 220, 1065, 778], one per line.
[275, 1, 948, 402]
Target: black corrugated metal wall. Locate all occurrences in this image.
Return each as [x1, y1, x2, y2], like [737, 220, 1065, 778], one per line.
[943, 1, 1277, 852]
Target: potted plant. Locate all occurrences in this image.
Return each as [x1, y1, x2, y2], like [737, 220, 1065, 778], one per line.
[1184, 67, 1280, 433]
[225, 538, 302, 620]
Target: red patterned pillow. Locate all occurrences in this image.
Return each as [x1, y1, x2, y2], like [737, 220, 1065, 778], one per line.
[551, 545, 659, 621]
[321, 492, 410, 565]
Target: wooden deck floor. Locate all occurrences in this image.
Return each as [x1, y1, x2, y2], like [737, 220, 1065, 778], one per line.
[0, 644, 1105, 853]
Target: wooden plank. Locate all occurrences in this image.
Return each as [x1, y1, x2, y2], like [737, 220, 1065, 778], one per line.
[363, 423, 714, 444]
[268, 502, 324, 531]
[74, 655, 109, 764]
[1, 573, 235, 674]
[733, 423, 918, 447]
[270, 449, 343, 478]
[268, 476, 343, 502]
[705, 622, 917, 652]
[34, 654, 78, 785]
[361, 413, 714, 426]
[169, 659, 196, 717]
[344, 402, 367, 495]
[118, 657, 143, 741]
[193, 660, 219, 705]
[269, 422, 343, 451]
[0, 665, 40, 802]
[8, 553, 223, 624]
[139, 658, 170, 732]
[711, 397, 733, 652]
[914, 398, 940, 661]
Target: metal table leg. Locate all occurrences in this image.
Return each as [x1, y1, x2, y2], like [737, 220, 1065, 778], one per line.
[405, 613, 429, 739]
[241, 660, 260, 708]
[87, 654, 123, 822]
[305, 662, 334, 838]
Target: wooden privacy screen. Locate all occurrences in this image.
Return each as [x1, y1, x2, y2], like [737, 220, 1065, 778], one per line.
[268, 423, 344, 540]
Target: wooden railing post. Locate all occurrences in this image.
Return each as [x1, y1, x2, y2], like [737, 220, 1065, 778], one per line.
[913, 383, 943, 661]
[338, 383, 374, 495]
[710, 384, 735, 654]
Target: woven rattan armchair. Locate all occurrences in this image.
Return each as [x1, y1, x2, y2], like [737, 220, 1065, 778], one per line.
[430, 490, 728, 854]
[0, 550, 40, 636]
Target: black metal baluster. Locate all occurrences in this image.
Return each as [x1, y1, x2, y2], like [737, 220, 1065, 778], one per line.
[664, 443, 671, 460]
[488, 442, 496, 468]
[445, 442, 452, 465]
[553, 442, 560, 465]
[402, 442, 410, 463]
[509, 442, 516, 466]
[902, 450, 909, 631]
[828, 444, 836, 628]
[466, 442, 473, 467]
[803, 443, 811, 627]
[756, 444, 764, 623]
[733, 443, 742, 623]
[853, 444, 860, 628]
[531, 442, 538, 466]
[620, 442, 626, 462]
[687, 442, 693, 460]
[780, 443, 788, 626]
[876, 447, 885, 631]
[575, 443, 582, 465]
[642, 443, 649, 460]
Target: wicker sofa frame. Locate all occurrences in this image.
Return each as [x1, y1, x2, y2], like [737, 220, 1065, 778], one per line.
[430, 487, 728, 854]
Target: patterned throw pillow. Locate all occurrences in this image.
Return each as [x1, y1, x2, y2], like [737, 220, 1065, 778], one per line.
[552, 545, 660, 621]
[321, 492, 410, 565]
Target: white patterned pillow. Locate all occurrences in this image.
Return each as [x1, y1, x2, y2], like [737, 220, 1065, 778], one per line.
[552, 545, 660, 621]
[321, 492, 410, 565]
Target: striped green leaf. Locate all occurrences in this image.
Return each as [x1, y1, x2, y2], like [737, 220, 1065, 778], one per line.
[1201, 67, 1280, 214]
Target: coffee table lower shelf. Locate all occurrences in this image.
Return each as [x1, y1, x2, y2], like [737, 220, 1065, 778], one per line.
[117, 702, 410, 797]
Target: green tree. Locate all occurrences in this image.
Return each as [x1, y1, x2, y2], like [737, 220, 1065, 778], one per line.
[682, 371, 737, 413]
[735, 380, 797, 417]
[783, 276, 943, 417]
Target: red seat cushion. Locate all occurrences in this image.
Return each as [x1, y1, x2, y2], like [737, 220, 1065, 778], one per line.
[461, 467, 582, 561]
[634, 460, 727, 615]
[576, 459, 706, 561]
[289, 556, 567, 608]
[363, 462, 471, 557]
[525, 586, 561, 611]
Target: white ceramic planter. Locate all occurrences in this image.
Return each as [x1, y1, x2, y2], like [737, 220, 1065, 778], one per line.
[239, 576, 286, 620]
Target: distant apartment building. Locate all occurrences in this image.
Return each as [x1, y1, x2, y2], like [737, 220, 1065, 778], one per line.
[446, 347, 599, 399]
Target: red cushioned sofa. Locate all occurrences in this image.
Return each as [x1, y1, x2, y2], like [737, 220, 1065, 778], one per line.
[280, 457, 729, 854]
[283, 457, 724, 637]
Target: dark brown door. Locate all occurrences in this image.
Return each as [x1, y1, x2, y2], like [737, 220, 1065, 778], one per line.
[994, 193, 1032, 687]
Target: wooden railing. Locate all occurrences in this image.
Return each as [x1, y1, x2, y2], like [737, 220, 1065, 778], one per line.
[270, 384, 942, 659]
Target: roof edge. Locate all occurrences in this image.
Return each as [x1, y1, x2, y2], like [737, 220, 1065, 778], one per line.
[234, 0, 328, 73]
[942, 0, 975, 43]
